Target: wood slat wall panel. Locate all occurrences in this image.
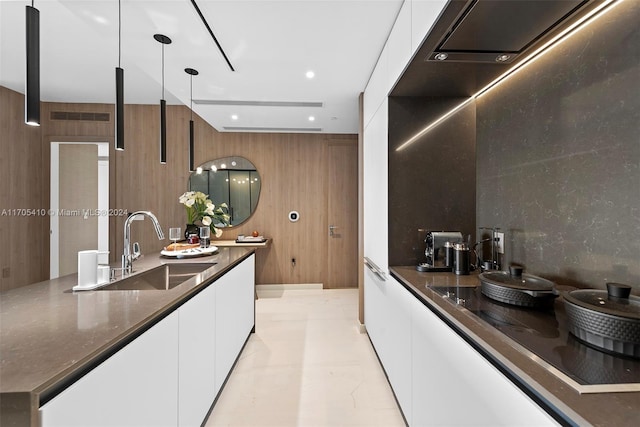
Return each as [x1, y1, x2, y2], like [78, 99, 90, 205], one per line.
[197, 125, 356, 285]
[2, 87, 357, 288]
[0, 87, 47, 291]
[113, 104, 193, 262]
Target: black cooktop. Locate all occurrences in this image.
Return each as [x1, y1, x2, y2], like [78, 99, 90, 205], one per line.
[430, 285, 640, 386]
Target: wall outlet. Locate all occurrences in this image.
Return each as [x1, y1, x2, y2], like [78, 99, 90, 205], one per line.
[495, 232, 505, 254]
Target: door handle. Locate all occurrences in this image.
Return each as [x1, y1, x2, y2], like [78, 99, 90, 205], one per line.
[329, 225, 337, 237]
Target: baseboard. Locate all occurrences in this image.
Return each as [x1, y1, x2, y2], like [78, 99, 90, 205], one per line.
[256, 283, 323, 292]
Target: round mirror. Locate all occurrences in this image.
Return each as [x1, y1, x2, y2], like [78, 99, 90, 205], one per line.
[188, 156, 261, 226]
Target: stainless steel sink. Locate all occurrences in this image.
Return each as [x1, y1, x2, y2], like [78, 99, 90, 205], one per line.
[99, 263, 216, 291]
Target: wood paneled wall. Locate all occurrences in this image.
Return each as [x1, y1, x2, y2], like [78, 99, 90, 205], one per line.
[39, 101, 116, 283]
[197, 129, 356, 285]
[0, 86, 47, 291]
[115, 108, 357, 286]
[2, 85, 357, 288]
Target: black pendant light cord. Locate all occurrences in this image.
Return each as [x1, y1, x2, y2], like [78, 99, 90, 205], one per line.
[161, 44, 165, 99]
[118, 0, 121, 67]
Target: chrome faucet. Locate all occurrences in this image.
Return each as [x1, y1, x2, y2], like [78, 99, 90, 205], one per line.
[122, 211, 165, 275]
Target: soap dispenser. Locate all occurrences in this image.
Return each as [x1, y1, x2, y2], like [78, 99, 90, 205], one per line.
[74, 250, 110, 291]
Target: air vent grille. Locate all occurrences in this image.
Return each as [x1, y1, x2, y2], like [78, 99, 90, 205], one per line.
[50, 111, 111, 122]
[195, 100, 323, 108]
[223, 126, 322, 132]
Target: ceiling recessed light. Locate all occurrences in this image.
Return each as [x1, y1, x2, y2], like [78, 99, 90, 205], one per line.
[434, 52, 448, 61]
[496, 54, 512, 62]
[231, 114, 238, 120]
[211, 165, 217, 172]
[306, 70, 315, 79]
[308, 116, 315, 121]
[196, 167, 203, 174]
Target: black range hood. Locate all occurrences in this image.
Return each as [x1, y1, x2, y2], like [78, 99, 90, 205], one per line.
[392, 0, 612, 97]
[428, 0, 586, 64]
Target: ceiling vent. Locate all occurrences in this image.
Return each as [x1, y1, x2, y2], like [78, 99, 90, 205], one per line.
[50, 111, 111, 122]
[223, 126, 322, 132]
[427, 0, 587, 63]
[195, 100, 323, 108]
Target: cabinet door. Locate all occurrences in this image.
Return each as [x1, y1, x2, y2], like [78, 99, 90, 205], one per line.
[179, 283, 216, 427]
[410, 297, 557, 426]
[387, 0, 412, 90]
[364, 271, 412, 424]
[363, 45, 388, 127]
[383, 278, 413, 425]
[363, 99, 389, 271]
[411, 0, 448, 55]
[215, 254, 255, 393]
[364, 266, 389, 361]
[41, 312, 179, 427]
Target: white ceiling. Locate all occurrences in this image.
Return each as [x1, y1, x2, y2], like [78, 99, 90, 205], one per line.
[0, 0, 404, 133]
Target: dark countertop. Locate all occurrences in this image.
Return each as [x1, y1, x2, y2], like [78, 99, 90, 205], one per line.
[0, 247, 254, 426]
[391, 266, 640, 427]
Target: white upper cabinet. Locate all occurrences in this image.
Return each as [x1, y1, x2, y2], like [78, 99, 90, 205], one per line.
[363, 44, 389, 128]
[411, 0, 448, 54]
[363, 99, 389, 270]
[386, 0, 412, 91]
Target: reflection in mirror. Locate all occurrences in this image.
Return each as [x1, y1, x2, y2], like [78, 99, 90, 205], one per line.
[188, 156, 261, 226]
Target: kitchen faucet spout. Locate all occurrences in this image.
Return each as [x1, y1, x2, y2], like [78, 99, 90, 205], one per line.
[122, 211, 165, 275]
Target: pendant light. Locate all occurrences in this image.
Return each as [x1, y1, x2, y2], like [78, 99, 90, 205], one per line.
[154, 34, 172, 164]
[115, 0, 124, 150]
[184, 68, 199, 172]
[25, 1, 40, 126]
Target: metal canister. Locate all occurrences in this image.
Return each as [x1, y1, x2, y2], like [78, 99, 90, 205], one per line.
[444, 241, 455, 269]
[454, 242, 470, 275]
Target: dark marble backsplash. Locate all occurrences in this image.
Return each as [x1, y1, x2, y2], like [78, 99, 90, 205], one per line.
[388, 97, 476, 266]
[475, 1, 640, 291]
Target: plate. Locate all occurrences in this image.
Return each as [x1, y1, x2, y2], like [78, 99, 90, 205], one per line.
[160, 245, 218, 258]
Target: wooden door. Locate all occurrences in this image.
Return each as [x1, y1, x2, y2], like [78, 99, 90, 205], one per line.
[326, 142, 358, 288]
[57, 144, 98, 276]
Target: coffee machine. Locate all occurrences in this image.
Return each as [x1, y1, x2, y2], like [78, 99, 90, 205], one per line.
[417, 231, 463, 272]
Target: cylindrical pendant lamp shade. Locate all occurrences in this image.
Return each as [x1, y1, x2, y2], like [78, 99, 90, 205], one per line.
[184, 67, 199, 172]
[25, 5, 40, 126]
[160, 99, 167, 164]
[115, 67, 124, 150]
[189, 119, 195, 171]
[154, 34, 171, 164]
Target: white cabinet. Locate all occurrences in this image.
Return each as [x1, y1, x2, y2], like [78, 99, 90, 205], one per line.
[179, 254, 255, 425]
[178, 283, 217, 427]
[364, 267, 388, 360]
[386, 0, 412, 91]
[409, 295, 557, 426]
[363, 99, 389, 272]
[215, 254, 255, 393]
[40, 312, 180, 427]
[41, 255, 256, 427]
[410, 0, 448, 55]
[364, 271, 413, 424]
[363, 45, 389, 128]
[381, 277, 413, 425]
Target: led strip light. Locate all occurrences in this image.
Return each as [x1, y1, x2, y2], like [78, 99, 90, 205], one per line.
[395, 0, 622, 152]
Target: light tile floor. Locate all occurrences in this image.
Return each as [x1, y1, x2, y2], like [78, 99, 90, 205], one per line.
[205, 287, 406, 427]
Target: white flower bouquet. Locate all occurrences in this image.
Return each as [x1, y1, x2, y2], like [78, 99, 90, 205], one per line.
[179, 191, 230, 238]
